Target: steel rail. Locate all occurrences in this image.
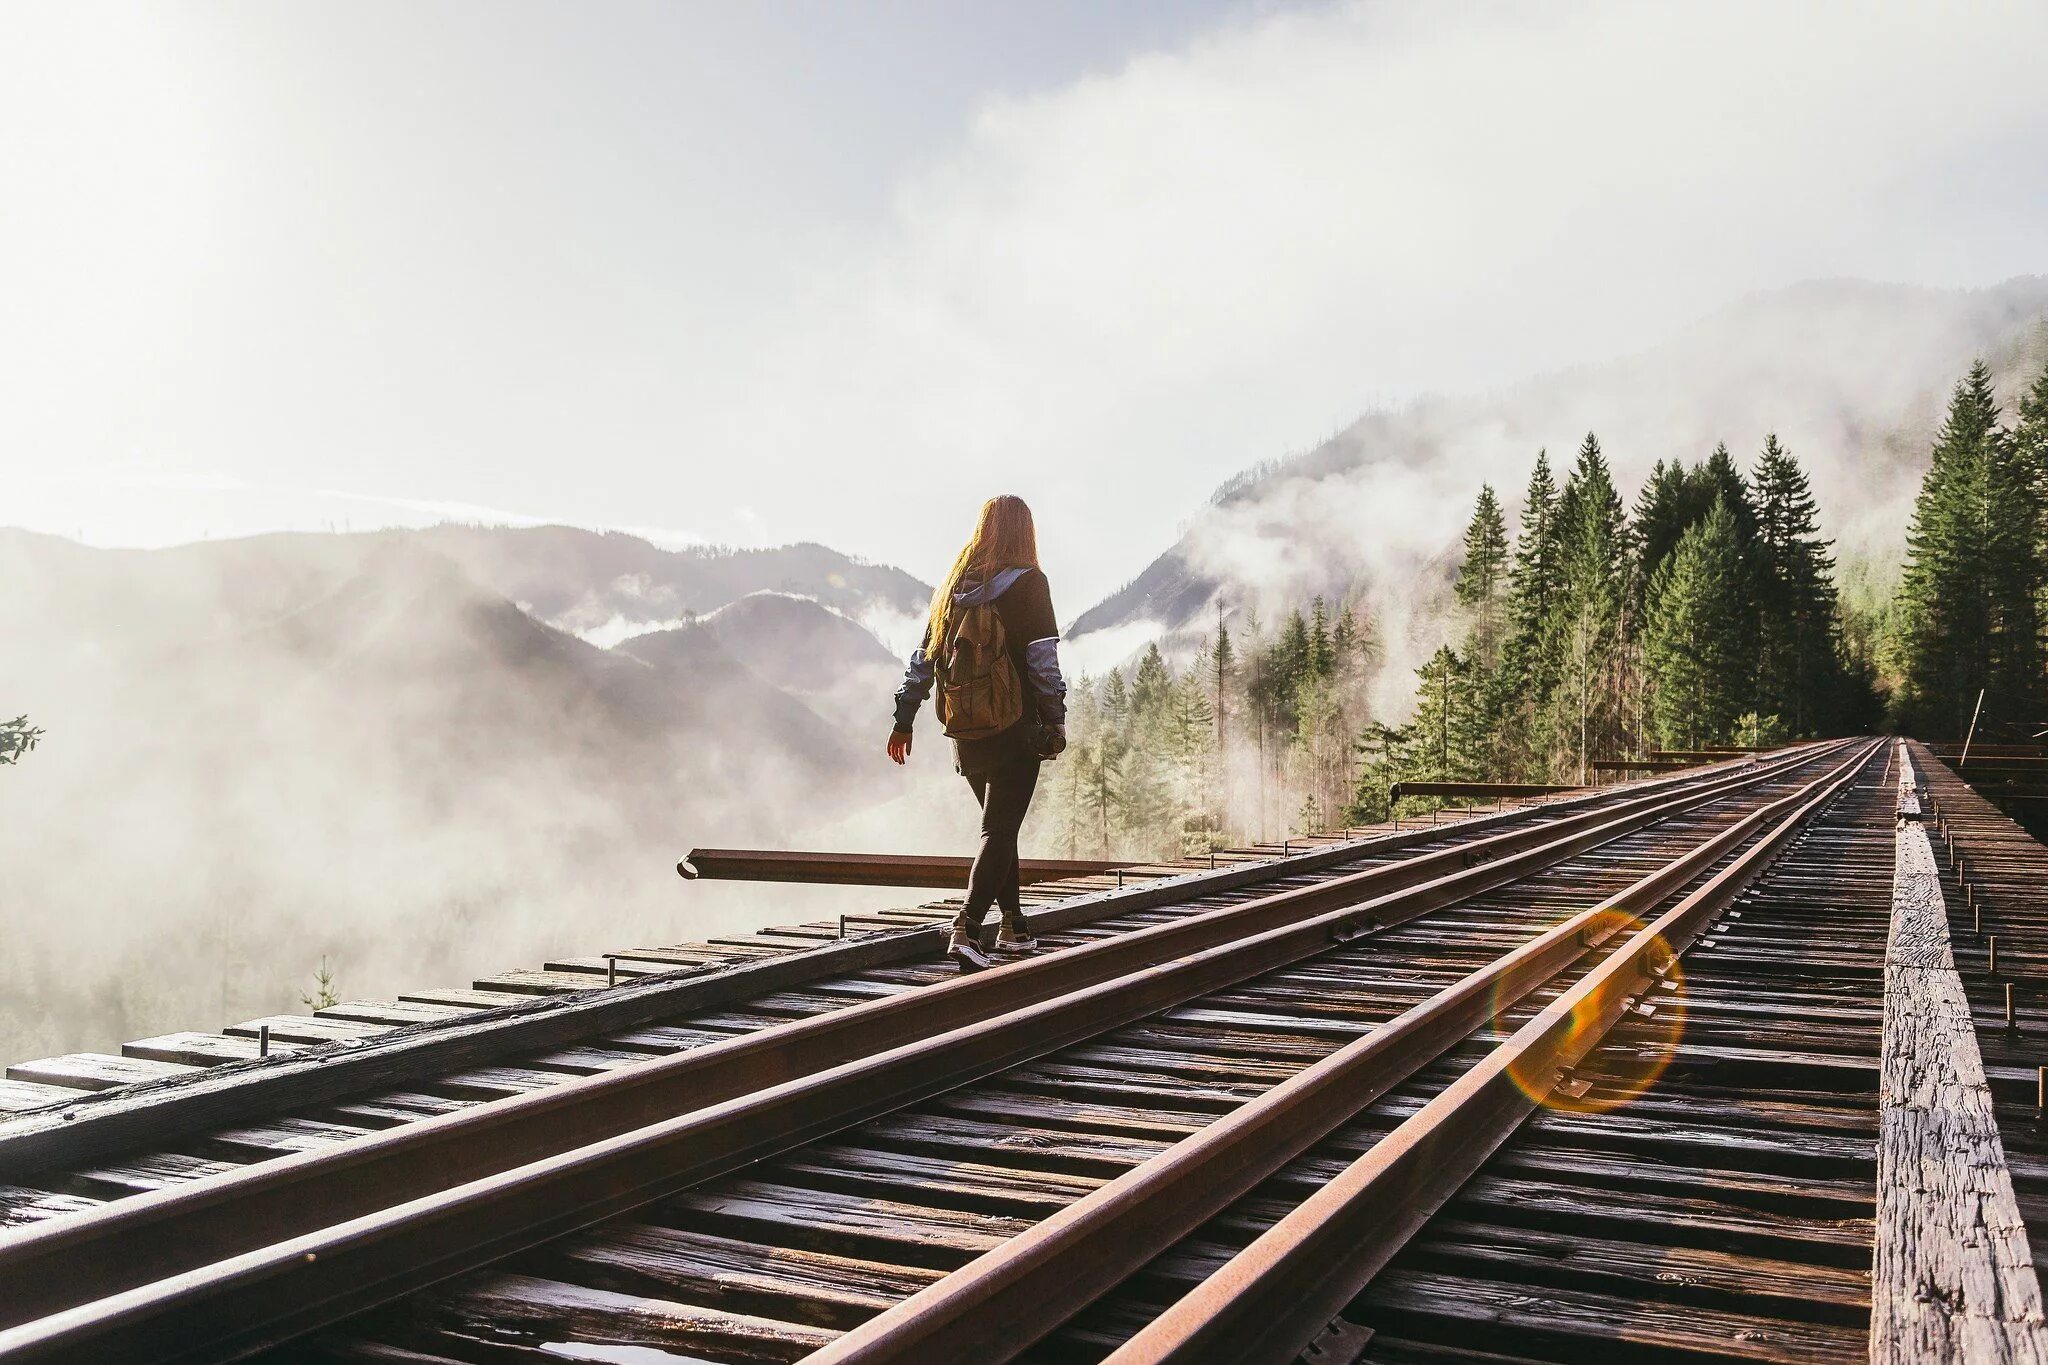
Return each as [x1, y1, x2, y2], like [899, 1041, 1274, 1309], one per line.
[1103, 737, 1883, 1365]
[676, 848, 1132, 886]
[0, 762, 1674, 1175]
[0, 745, 1852, 1361]
[799, 741, 1877, 1364]
[0, 743, 1829, 1334]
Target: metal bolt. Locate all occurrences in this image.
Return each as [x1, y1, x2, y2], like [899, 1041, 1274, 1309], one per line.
[607, 957, 618, 987]
[1990, 936, 1999, 975]
[2038, 1066, 2045, 1112]
[2007, 982, 2016, 1029]
[1974, 902, 1982, 934]
[258, 1024, 270, 1058]
[838, 914, 849, 939]
[1116, 869, 1124, 889]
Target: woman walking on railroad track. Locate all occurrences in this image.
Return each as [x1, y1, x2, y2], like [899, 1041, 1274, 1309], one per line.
[889, 494, 1068, 972]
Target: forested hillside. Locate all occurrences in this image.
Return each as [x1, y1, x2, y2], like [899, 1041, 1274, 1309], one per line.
[1031, 340, 2048, 860]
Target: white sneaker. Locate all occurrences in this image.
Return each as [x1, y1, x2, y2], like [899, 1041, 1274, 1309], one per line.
[948, 934, 991, 972]
[997, 924, 1038, 951]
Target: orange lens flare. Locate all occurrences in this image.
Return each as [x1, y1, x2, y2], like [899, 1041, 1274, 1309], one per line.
[1490, 909, 1689, 1115]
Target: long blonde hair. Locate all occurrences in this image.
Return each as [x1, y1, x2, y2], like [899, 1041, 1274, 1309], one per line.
[927, 495, 1039, 653]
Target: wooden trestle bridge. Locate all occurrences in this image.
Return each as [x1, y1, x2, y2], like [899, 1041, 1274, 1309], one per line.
[1, 739, 2045, 1362]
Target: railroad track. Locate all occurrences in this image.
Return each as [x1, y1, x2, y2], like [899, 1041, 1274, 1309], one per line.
[0, 758, 1779, 1239]
[0, 802, 1548, 1212]
[0, 738, 1884, 1361]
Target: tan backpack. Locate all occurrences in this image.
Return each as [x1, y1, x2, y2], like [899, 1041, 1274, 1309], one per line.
[935, 601, 1025, 740]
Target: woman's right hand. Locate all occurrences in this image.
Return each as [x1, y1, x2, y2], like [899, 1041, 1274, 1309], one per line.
[887, 730, 913, 765]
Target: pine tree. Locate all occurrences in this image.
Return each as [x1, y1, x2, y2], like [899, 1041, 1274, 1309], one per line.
[1751, 434, 1839, 735]
[1454, 485, 1511, 673]
[1542, 434, 1629, 779]
[1331, 606, 1356, 668]
[1507, 450, 1563, 668]
[1643, 497, 1752, 748]
[2015, 347, 2048, 650]
[1894, 362, 2045, 735]
[1168, 658, 1221, 852]
[2017, 345, 2048, 503]
[1631, 459, 1693, 592]
[1307, 597, 1334, 679]
[1132, 643, 1174, 739]
[1498, 450, 1565, 776]
[1692, 442, 1759, 546]
[1213, 609, 1234, 754]
[1343, 646, 1480, 823]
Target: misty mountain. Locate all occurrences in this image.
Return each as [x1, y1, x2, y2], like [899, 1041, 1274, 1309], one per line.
[620, 591, 905, 740]
[404, 524, 933, 648]
[0, 529, 879, 1059]
[1071, 276, 2048, 705]
[684, 592, 900, 688]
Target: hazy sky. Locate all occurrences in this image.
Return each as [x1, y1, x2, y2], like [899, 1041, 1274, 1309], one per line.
[6, 0, 2048, 605]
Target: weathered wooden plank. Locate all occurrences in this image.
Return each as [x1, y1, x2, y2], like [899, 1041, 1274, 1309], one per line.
[659, 1179, 1029, 1269]
[0, 926, 939, 1179]
[123, 1032, 305, 1067]
[1872, 755, 2048, 1364]
[313, 999, 482, 1027]
[0, 1184, 100, 1229]
[4, 1054, 201, 1092]
[469, 970, 614, 996]
[65, 1151, 241, 1198]
[193, 1117, 376, 1161]
[223, 1015, 389, 1045]
[1366, 1266, 1865, 1363]
[387, 1272, 834, 1363]
[533, 1222, 943, 1330]
[0, 1079, 92, 1115]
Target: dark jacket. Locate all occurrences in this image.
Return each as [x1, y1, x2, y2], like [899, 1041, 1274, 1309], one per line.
[893, 566, 1067, 775]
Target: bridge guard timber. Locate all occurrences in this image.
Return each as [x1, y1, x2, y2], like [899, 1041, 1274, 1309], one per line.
[1872, 745, 2048, 1363]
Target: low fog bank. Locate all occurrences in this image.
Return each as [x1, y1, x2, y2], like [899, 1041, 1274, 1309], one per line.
[1074, 277, 2048, 715]
[0, 529, 955, 1061]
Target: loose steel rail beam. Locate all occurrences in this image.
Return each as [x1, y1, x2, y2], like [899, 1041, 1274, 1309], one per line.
[1386, 781, 1580, 801]
[0, 743, 1850, 1361]
[1102, 739, 1882, 1365]
[677, 848, 1132, 887]
[1647, 748, 1757, 761]
[801, 741, 1879, 1364]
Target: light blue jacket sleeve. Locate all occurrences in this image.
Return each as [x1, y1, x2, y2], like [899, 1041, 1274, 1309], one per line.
[892, 643, 934, 731]
[1026, 636, 1067, 726]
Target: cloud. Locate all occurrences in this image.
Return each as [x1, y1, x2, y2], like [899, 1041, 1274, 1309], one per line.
[5, 2, 2048, 607]
[743, 0, 2048, 599]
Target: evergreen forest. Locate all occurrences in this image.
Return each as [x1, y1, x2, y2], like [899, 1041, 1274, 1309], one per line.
[1032, 348, 2048, 859]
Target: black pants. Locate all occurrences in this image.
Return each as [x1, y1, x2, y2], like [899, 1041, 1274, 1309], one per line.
[956, 761, 1040, 939]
